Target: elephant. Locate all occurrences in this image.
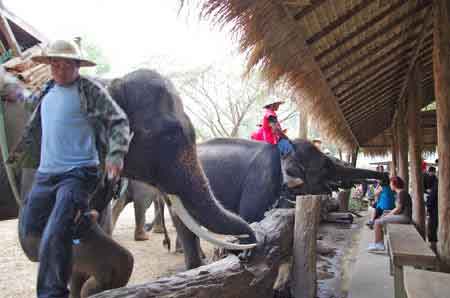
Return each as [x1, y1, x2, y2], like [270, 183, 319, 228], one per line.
[3, 69, 257, 297]
[114, 137, 388, 268]
[173, 138, 388, 267]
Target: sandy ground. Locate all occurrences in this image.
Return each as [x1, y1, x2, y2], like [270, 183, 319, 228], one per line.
[0, 205, 359, 298]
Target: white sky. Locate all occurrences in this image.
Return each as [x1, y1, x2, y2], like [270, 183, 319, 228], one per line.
[4, 0, 242, 76]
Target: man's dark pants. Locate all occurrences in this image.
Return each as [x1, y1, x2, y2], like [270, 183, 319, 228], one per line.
[20, 167, 98, 298]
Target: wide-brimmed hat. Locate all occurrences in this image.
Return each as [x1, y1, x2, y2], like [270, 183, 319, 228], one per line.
[31, 40, 96, 67]
[263, 100, 284, 109]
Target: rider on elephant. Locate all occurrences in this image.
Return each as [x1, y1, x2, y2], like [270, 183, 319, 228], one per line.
[252, 100, 304, 189]
[2, 39, 131, 298]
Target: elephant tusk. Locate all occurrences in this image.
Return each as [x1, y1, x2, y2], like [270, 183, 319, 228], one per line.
[168, 196, 257, 250]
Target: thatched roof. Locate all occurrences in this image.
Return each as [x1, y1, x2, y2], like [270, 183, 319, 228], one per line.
[193, 0, 436, 152]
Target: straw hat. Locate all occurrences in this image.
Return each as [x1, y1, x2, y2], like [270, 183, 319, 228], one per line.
[263, 99, 284, 109]
[31, 40, 96, 67]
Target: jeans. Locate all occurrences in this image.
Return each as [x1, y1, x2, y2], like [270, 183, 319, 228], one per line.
[21, 167, 99, 298]
[277, 138, 294, 157]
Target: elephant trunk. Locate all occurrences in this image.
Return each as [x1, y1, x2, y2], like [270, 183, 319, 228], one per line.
[333, 164, 388, 182]
[168, 147, 257, 244]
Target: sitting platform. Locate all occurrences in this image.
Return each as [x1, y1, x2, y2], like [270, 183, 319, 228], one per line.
[403, 266, 450, 298]
[386, 224, 437, 298]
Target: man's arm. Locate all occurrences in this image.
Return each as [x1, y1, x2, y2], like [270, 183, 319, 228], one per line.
[84, 79, 131, 177]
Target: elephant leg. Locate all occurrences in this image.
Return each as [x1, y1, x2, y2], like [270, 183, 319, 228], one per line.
[73, 224, 134, 297]
[111, 195, 128, 230]
[133, 192, 150, 241]
[69, 271, 88, 298]
[170, 210, 203, 269]
[152, 194, 164, 233]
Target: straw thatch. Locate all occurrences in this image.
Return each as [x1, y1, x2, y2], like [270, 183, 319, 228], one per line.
[191, 0, 436, 152]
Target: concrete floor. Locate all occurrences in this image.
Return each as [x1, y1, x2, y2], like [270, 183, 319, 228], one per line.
[348, 217, 393, 298]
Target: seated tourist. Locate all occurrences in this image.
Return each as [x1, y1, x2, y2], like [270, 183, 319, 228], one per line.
[366, 177, 395, 229]
[367, 176, 412, 252]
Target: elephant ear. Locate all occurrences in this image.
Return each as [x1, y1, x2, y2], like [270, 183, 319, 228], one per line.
[108, 78, 128, 112]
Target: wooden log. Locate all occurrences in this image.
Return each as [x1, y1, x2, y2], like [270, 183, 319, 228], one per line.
[433, 0, 450, 268]
[292, 195, 322, 298]
[391, 125, 398, 176]
[90, 209, 295, 298]
[397, 102, 409, 187]
[0, 12, 21, 57]
[407, 63, 425, 239]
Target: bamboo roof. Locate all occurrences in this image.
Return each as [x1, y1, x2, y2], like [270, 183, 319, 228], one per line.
[194, 0, 436, 151]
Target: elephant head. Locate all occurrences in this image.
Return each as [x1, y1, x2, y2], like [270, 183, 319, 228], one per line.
[284, 139, 387, 195]
[108, 69, 256, 249]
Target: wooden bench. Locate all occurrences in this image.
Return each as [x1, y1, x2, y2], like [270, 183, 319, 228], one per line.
[403, 266, 450, 298]
[386, 224, 438, 298]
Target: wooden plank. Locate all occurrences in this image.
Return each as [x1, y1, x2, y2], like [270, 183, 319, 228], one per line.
[292, 0, 327, 20]
[349, 99, 396, 127]
[306, 0, 373, 44]
[342, 83, 401, 114]
[316, 0, 430, 61]
[403, 267, 450, 298]
[387, 224, 436, 268]
[321, 18, 427, 73]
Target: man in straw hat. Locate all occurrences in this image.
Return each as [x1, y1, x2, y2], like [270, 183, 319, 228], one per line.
[251, 99, 303, 189]
[2, 39, 131, 298]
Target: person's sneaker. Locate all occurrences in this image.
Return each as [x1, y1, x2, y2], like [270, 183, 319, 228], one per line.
[367, 242, 385, 252]
[366, 220, 374, 229]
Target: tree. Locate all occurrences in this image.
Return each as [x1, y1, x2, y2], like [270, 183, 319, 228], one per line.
[78, 36, 111, 77]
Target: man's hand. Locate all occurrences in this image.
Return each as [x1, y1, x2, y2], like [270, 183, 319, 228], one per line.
[105, 162, 123, 181]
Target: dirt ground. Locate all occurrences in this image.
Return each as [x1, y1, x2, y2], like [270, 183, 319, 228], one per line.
[0, 205, 361, 298]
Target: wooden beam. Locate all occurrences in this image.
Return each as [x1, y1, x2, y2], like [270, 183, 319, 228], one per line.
[0, 12, 21, 56]
[337, 66, 408, 104]
[344, 92, 400, 123]
[292, 0, 327, 20]
[391, 126, 399, 176]
[321, 19, 427, 73]
[334, 43, 432, 97]
[408, 64, 426, 238]
[306, 0, 374, 44]
[341, 82, 402, 113]
[316, 0, 430, 62]
[348, 97, 396, 125]
[396, 101, 409, 187]
[395, 8, 433, 112]
[434, 0, 450, 268]
[329, 38, 426, 90]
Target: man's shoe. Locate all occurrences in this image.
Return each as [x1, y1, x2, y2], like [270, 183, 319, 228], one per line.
[367, 242, 385, 252]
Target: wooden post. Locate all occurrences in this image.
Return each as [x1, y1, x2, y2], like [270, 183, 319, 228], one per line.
[433, 0, 450, 268]
[298, 104, 308, 139]
[0, 10, 21, 57]
[407, 64, 426, 238]
[396, 102, 409, 188]
[292, 195, 322, 298]
[391, 126, 399, 176]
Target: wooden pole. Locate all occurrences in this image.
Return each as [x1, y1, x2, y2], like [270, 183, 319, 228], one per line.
[292, 195, 322, 298]
[391, 125, 399, 176]
[407, 64, 425, 239]
[0, 10, 21, 57]
[397, 102, 409, 188]
[433, 0, 450, 267]
[298, 106, 308, 139]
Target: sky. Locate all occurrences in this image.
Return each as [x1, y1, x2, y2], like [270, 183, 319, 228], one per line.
[4, 0, 243, 76]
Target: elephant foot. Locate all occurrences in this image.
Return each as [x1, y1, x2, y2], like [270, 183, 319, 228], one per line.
[152, 224, 164, 234]
[134, 229, 150, 241]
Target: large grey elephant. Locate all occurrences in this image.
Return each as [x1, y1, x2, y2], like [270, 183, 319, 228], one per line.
[115, 138, 387, 269]
[4, 69, 257, 297]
